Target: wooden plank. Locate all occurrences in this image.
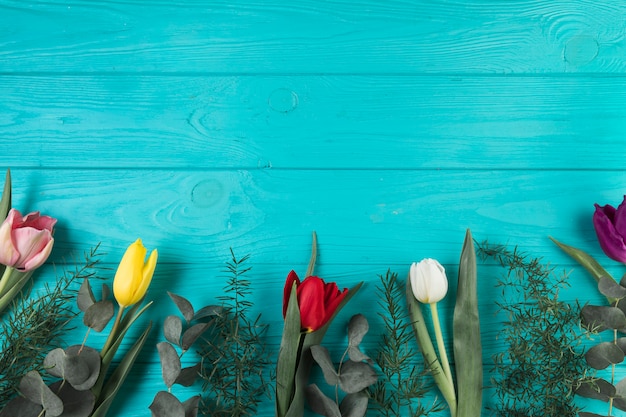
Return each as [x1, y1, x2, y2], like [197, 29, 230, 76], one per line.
[5, 167, 622, 266]
[2, 75, 626, 169]
[0, 0, 624, 74]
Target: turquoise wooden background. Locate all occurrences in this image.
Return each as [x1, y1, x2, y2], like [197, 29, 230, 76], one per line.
[3, 0, 626, 415]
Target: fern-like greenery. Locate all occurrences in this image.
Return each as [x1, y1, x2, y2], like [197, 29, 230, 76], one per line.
[368, 270, 442, 417]
[199, 250, 271, 417]
[0, 245, 103, 408]
[476, 241, 588, 417]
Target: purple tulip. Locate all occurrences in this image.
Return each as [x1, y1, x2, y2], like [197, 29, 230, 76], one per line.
[593, 196, 626, 263]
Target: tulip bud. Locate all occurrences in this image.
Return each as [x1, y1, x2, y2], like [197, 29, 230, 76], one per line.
[282, 270, 348, 332]
[593, 197, 626, 263]
[0, 208, 56, 271]
[409, 258, 448, 304]
[113, 239, 158, 307]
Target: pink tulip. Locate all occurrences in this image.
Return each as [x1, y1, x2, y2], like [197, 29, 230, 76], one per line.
[0, 208, 56, 271]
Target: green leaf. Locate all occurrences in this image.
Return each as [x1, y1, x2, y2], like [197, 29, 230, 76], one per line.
[0, 269, 33, 315]
[163, 315, 182, 346]
[91, 323, 152, 417]
[157, 341, 181, 388]
[44, 345, 101, 391]
[338, 361, 377, 393]
[347, 314, 368, 348]
[168, 292, 194, 324]
[19, 370, 64, 416]
[149, 391, 185, 417]
[175, 363, 201, 387]
[581, 305, 626, 332]
[614, 377, 626, 411]
[83, 300, 115, 332]
[77, 278, 96, 312]
[0, 168, 11, 222]
[304, 384, 341, 417]
[181, 322, 212, 351]
[586, 342, 625, 370]
[598, 276, 626, 300]
[193, 304, 222, 321]
[49, 380, 96, 417]
[0, 396, 42, 417]
[339, 391, 369, 417]
[275, 283, 302, 417]
[550, 237, 614, 292]
[310, 345, 339, 386]
[182, 395, 201, 417]
[575, 378, 615, 401]
[453, 229, 482, 417]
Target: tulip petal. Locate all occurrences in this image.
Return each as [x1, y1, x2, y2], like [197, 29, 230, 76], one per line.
[20, 212, 57, 231]
[113, 239, 147, 307]
[614, 196, 626, 239]
[594, 204, 626, 263]
[13, 228, 52, 269]
[283, 270, 300, 318]
[21, 237, 54, 272]
[134, 249, 157, 304]
[297, 276, 326, 331]
[0, 211, 19, 267]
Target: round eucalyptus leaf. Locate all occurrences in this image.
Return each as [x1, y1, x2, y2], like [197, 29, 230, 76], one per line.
[181, 322, 212, 351]
[338, 361, 377, 393]
[181, 395, 201, 417]
[612, 377, 626, 411]
[77, 278, 95, 312]
[581, 305, 626, 332]
[579, 413, 612, 417]
[49, 380, 95, 417]
[347, 346, 371, 363]
[168, 292, 194, 324]
[598, 276, 626, 299]
[44, 348, 67, 378]
[101, 283, 110, 301]
[340, 391, 368, 417]
[617, 337, 626, 354]
[19, 371, 63, 416]
[83, 300, 115, 332]
[310, 345, 339, 385]
[304, 384, 341, 417]
[157, 342, 181, 388]
[194, 305, 222, 321]
[164, 315, 183, 346]
[0, 395, 42, 417]
[575, 378, 615, 401]
[64, 345, 101, 391]
[586, 342, 625, 370]
[149, 391, 185, 417]
[175, 363, 201, 387]
[347, 314, 369, 347]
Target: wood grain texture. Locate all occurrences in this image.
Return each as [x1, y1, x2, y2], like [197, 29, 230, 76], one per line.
[3, 0, 626, 416]
[1, 0, 625, 74]
[3, 75, 626, 169]
[5, 167, 624, 267]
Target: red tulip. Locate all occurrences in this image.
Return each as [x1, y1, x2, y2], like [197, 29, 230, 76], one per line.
[282, 270, 348, 332]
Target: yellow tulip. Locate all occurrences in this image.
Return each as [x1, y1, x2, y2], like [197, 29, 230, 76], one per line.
[113, 239, 158, 307]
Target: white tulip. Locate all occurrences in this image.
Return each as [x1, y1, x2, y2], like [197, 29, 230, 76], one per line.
[409, 258, 448, 304]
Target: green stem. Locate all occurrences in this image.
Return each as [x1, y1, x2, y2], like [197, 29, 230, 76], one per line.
[101, 304, 126, 359]
[430, 302, 453, 387]
[0, 266, 14, 297]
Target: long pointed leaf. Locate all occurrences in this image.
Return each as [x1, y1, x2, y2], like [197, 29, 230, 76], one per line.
[453, 229, 482, 417]
[0, 168, 11, 221]
[91, 323, 152, 417]
[550, 237, 613, 285]
[276, 283, 302, 417]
